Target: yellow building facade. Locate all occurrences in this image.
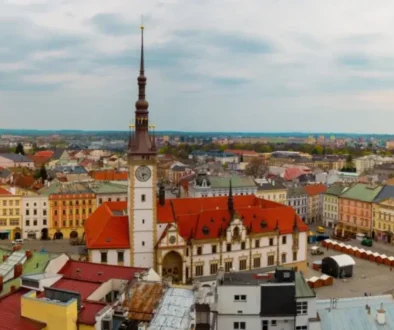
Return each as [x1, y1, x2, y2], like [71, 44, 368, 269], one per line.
[372, 198, 394, 244]
[255, 188, 287, 205]
[0, 188, 22, 240]
[21, 291, 91, 330]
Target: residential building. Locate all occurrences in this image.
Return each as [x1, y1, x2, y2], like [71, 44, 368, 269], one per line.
[304, 184, 327, 224]
[255, 177, 287, 204]
[372, 185, 394, 243]
[39, 182, 96, 240]
[22, 195, 49, 240]
[187, 173, 257, 198]
[326, 170, 359, 185]
[0, 153, 34, 169]
[354, 155, 394, 174]
[189, 150, 238, 165]
[213, 267, 320, 330]
[87, 181, 128, 206]
[287, 186, 308, 222]
[337, 183, 383, 237]
[169, 163, 191, 184]
[0, 187, 22, 240]
[323, 184, 349, 229]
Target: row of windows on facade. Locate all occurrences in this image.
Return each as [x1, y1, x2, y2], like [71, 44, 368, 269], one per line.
[188, 236, 297, 256]
[25, 219, 47, 226]
[192, 252, 298, 276]
[211, 191, 254, 197]
[0, 219, 19, 226]
[375, 222, 392, 231]
[98, 197, 127, 204]
[324, 196, 337, 203]
[340, 200, 368, 208]
[100, 251, 124, 263]
[233, 303, 307, 330]
[1, 200, 20, 207]
[53, 209, 92, 216]
[341, 215, 368, 227]
[324, 205, 338, 212]
[341, 208, 369, 216]
[2, 208, 20, 216]
[373, 211, 394, 221]
[324, 212, 337, 220]
[263, 193, 286, 201]
[26, 209, 47, 216]
[53, 200, 93, 206]
[288, 200, 307, 206]
[53, 219, 85, 227]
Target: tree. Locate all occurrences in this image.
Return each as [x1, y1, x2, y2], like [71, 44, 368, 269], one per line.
[15, 143, 25, 155]
[244, 157, 267, 178]
[40, 165, 48, 183]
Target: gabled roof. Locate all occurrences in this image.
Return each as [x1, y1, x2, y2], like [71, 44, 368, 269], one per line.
[0, 153, 32, 163]
[304, 184, 327, 196]
[325, 184, 348, 197]
[58, 259, 146, 283]
[85, 202, 130, 249]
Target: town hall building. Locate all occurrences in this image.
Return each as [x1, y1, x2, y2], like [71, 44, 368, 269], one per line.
[84, 25, 309, 283]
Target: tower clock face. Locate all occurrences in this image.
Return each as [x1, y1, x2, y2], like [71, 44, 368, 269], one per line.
[135, 165, 152, 182]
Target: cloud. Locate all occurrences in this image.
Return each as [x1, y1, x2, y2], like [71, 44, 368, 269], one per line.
[89, 13, 137, 35]
[3, 0, 394, 132]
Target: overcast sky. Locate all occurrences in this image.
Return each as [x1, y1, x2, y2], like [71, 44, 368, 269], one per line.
[1, 0, 394, 133]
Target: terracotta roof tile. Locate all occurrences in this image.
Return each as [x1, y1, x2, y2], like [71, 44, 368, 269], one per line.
[85, 202, 130, 249]
[304, 184, 327, 196]
[34, 150, 54, 158]
[58, 259, 146, 283]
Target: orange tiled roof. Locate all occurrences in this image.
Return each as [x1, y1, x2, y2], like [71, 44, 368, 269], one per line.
[86, 196, 308, 249]
[89, 170, 128, 181]
[28, 155, 51, 165]
[14, 175, 35, 189]
[85, 202, 130, 249]
[34, 150, 54, 158]
[304, 184, 327, 196]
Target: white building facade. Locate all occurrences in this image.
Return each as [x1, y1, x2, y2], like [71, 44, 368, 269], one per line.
[214, 269, 321, 330]
[22, 195, 49, 239]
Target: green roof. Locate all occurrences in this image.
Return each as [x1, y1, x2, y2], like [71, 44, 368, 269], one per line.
[287, 186, 307, 197]
[295, 272, 316, 298]
[0, 249, 59, 297]
[340, 183, 383, 202]
[209, 175, 256, 189]
[38, 181, 92, 196]
[325, 185, 348, 197]
[87, 181, 128, 194]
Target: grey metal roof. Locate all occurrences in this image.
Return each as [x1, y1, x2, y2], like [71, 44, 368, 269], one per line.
[374, 185, 394, 203]
[287, 186, 307, 197]
[0, 169, 11, 178]
[0, 153, 32, 162]
[318, 295, 394, 330]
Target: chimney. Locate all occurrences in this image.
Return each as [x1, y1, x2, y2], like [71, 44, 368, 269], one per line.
[159, 184, 165, 206]
[376, 303, 386, 325]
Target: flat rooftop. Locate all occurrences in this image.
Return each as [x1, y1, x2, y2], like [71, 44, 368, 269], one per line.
[318, 295, 394, 330]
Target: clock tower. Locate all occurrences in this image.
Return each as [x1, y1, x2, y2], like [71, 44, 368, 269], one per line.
[127, 24, 157, 268]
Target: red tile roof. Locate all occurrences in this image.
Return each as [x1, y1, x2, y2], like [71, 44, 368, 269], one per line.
[34, 150, 54, 158]
[88, 196, 308, 249]
[89, 170, 128, 181]
[0, 187, 11, 195]
[304, 184, 327, 196]
[225, 149, 259, 156]
[78, 301, 107, 325]
[28, 155, 52, 165]
[13, 175, 35, 189]
[59, 260, 147, 283]
[0, 288, 46, 330]
[283, 167, 306, 181]
[85, 202, 130, 249]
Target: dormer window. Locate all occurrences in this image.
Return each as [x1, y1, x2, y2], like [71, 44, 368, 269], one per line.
[260, 221, 267, 229]
[202, 226, 210, 236]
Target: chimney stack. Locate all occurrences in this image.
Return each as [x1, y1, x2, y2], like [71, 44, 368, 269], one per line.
[376, 303, 386, 325]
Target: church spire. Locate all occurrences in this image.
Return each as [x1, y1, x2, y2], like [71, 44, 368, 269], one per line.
[228, 179, 234, 219]
[128, 22, 156, 156]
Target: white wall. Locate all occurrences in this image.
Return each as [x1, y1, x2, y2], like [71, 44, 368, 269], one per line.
[22, 195, 49, 239]
[45, 254, 69, 274]
[131, 165, 156, 269]
[91, 249, 131, 267]
[87, 279, 128, 301]
[217, 286, 260, 314]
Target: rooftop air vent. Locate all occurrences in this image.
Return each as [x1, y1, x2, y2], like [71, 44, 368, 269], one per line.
[106, 237, 111, 242]
[260, 221, 267, 229]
